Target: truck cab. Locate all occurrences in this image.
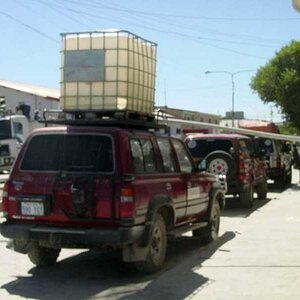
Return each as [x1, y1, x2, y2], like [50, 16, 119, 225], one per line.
[0, 115, 32, 172]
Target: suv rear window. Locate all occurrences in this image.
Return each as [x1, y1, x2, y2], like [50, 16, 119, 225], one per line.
[255, 138, 274, 154]
[187, 139, 233, 158]
[21, 134, 114, 172]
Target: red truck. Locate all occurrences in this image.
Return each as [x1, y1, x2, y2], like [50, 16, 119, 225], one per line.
[0, 114, 225, 273]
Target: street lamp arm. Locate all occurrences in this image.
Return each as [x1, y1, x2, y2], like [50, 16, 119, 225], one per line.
[204, 69, 255, 127]
[205, 70, 255, 77]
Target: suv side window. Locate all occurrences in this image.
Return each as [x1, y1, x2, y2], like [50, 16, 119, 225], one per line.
[156, 138, 177, 173]
[172, 139, 193, 173]
[245, 138, 255, 157]
[239, 139, 251, 157]
[130, 138, 157, 173]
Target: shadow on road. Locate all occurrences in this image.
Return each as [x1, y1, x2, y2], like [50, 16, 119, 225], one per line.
[221, 180, 296, 219]
[222, 195, 271, 219]
[1, 232, 235, 300]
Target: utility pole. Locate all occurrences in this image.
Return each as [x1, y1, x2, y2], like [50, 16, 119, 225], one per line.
[205, 70, 255, 127]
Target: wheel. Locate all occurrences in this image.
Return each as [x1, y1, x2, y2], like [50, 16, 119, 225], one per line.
[135, 214, 167, 273]
[205, 151, 236, 181]
[28, 243, 61, 267]
[256, 179, 268, 199]
[193, 199, 221, 244]
[240, 183, 254, 208]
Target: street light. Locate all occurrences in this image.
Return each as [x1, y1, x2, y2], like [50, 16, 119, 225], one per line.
[205, 70, 255, 127]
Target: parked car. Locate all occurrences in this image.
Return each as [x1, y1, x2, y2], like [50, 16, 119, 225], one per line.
[184, 133, 268, 208]
[0, 122, 225, 273]
[254, 138, 293, 188]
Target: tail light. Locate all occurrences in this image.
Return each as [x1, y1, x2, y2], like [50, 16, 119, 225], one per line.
[120, 187, 134, 218]
[239, 152, 247, 182]
[2, 181, 9, 215]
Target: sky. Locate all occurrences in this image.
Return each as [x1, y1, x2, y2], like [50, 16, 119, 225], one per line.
[1, 0, 300, 123]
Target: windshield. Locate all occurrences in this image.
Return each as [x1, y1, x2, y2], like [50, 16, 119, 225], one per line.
[187, 138, 233, 158]
[0, 120, 12, 140]
[21, 134, 114, 172]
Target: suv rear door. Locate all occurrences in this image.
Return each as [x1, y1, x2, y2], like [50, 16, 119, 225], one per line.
[11, 131, 115, 221]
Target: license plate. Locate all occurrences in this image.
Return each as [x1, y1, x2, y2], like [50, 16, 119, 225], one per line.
[21, 202, 44, 216]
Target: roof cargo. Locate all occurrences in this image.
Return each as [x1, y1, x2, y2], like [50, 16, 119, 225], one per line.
[60, 30, 157, 115]
[238, 120, 279, 133]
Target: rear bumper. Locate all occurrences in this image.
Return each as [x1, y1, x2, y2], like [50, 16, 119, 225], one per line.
[0, 222, 145, 248]
[227, 181, 250, 195]
[268, 168, 282, 179]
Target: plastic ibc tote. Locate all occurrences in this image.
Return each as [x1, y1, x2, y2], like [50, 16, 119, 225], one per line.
[60, 30, 157, 115]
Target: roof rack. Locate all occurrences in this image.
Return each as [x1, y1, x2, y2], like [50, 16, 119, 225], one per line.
[42, 109, 165, 130]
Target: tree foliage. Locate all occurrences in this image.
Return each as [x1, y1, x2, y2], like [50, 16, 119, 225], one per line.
[250, 40, 300, 130]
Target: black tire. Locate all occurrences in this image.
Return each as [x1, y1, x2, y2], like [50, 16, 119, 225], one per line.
[135, 214, 167, 273]
[274, 172, 286, 189]
[193, 199, 221, 244]
[28, 244, 61, 267]
[256, 179, 268, 199]
[205, 151, 236, 181]
[240, 183, 254, 208]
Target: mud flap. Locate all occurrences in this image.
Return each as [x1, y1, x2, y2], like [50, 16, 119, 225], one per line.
[122, 243, 149, 262]
[122, 222, 152, 262]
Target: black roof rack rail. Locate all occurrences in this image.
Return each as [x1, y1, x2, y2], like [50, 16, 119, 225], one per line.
[42, 109, 165, 130]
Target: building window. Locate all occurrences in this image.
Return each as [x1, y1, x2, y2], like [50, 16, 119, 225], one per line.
[0, 96, 6, 113]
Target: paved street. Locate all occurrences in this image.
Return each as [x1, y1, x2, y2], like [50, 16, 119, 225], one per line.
[0, 171, 300, 299]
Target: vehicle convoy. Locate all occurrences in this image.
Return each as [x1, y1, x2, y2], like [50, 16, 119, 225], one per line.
[0, 113, 225, 272]
[184, 133, 268, 208]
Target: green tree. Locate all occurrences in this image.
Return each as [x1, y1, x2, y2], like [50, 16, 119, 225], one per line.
[250, 40, 300, 130]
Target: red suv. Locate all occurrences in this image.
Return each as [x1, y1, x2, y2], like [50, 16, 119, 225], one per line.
[185, 133, 268, 208]
[0, 122, 225, 273]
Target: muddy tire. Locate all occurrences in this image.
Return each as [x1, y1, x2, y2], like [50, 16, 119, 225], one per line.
[240, 183, 254, 208]
[28, 244, 61, 267]
[256, 179, 268, 199]
[135, 214, 167, 273]
[193, 199, 221, 244]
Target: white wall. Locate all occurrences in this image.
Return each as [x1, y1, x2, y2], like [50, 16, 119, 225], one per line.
[0, 87, 59, 119]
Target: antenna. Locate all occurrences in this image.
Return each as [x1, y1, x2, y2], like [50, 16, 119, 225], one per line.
[164, 79, 167, 107]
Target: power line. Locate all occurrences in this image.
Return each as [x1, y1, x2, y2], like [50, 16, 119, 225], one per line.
[0, 10, 59, 44]
[35, 1, 270, 60]
[69, 1, 300, 22]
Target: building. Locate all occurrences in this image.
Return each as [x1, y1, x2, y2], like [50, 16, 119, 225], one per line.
[156, 106, 222, 138]
[0, 80, 59, 119]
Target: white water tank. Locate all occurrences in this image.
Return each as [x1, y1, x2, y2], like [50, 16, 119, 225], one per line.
[60, 30, 157, 115]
